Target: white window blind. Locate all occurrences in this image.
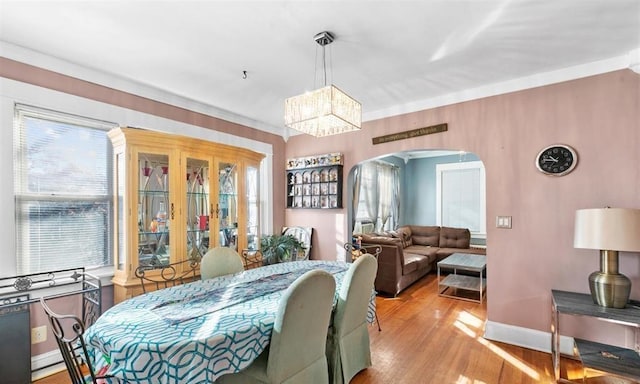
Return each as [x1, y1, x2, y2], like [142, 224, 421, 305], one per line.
[436, 161, 486, 237]
[14, 104, 116, 274]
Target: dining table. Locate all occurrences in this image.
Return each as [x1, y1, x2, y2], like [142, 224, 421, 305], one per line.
[84, 260, 376, 383]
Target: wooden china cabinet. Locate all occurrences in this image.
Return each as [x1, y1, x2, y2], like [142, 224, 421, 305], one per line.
[109, 127, 264, 302]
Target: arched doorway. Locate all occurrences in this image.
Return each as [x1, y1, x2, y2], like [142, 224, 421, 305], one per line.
[347, 149, 486, 246]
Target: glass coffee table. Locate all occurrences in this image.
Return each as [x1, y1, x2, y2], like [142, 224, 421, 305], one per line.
[437, 253, 487, 303]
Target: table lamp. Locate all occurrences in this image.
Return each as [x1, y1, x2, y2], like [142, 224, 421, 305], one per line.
[574, 207, 640, 308]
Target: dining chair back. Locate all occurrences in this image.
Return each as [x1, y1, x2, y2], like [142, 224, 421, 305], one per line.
[218, 269, 336, 384]
[40, 297, 115, 384]
[327, 254, 378, 384]
[200, 247, 245, 280]
[136, 258, 200, 294]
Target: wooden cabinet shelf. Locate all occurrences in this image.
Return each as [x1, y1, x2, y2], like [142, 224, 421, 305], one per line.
[109, 127, 263, 302]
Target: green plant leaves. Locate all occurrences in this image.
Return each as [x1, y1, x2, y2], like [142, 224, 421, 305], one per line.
[260, 234, 306, 264]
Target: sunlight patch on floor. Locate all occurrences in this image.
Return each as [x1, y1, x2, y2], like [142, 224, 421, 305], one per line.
[457, 309, 484, 329]
[454, 310, 541, 381]
[455, 374, 487, 384]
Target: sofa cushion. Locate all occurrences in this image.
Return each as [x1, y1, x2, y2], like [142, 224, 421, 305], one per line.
[439, 227, 471, 248]
[408, 225, 440, 247]
[404, 245, 438, 264]
[396, 226, 413, 247]
[386, 230, 400, 238]
[372, 230, 400, 238]
[402, 253, 430, 274]
[360, 233, 399, 246]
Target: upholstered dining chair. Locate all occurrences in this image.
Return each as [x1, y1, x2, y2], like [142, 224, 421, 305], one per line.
[218, 269, 336, 384]
[200, 247, 245, 280]
[40, 296, 119, 384]
[327, 254, 378, 384]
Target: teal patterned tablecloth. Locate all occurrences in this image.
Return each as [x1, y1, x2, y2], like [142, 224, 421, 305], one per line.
[85, 260, 375, 383]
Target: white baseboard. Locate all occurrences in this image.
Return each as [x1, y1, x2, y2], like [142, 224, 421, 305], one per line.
[31, 349, 65, 381]
[484, 320, 575, 356]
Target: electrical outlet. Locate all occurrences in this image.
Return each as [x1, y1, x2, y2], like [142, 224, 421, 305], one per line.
[31, 325, 47, 344]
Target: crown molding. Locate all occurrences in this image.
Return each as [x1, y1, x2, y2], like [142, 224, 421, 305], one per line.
[2, 41, 634, 138]
[363, 54, 632, 123]
[0, 41, 284, 136]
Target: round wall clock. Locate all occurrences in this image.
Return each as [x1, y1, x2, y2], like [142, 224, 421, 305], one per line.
[536, 144, 578, 176]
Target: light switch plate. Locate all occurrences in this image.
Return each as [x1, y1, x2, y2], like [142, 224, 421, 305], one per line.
[496, 216, 512, 229]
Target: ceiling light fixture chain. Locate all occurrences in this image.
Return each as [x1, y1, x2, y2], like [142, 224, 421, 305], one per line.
[315, 31, 334, 88]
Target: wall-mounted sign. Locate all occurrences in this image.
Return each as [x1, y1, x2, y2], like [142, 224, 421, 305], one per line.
[372, 123, 448, 145]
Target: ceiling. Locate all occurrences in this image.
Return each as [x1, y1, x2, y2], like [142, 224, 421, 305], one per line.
[1, 1, 639, 139]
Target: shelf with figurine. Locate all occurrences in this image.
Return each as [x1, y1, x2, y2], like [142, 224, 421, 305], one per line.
[286, 152, 343, 170]
[286, 153, 343, 209]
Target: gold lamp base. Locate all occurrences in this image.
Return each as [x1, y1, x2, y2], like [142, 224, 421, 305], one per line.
[589, 271, 631, 308]
[588, 250, 631, 309]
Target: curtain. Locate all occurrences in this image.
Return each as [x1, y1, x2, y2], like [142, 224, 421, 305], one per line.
[353, 160, 400, 234]
[351, 165, 362, 232]
[361, 162, 378, 230]
[391, 166, 400, 230]
[377, 163, 394, 231]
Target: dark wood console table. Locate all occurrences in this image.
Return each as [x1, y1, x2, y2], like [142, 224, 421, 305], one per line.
[551, 289, 640, 383]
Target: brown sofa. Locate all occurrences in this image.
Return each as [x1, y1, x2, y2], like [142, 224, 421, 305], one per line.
[359, 225, 485, 296]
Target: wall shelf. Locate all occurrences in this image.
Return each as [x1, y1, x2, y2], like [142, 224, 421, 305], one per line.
[286, 153, 343, 209]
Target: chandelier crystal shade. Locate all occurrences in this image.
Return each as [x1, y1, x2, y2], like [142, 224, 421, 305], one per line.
[284, 31, 362, 137]
[284, 85, 361, 137]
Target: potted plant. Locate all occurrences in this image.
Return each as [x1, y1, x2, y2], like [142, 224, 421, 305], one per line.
[260, 234, 306, 265]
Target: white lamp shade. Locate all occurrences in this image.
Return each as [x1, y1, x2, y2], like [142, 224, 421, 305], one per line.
[574, 208, 640, 251]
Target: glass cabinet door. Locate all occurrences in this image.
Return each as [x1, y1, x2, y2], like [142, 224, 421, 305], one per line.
[246, 164, 260, 250]
[218, 161, 238, 251]
[108, 127, 265, 302]
[138, 153, 171, 267]
[185, 156, 210, 260]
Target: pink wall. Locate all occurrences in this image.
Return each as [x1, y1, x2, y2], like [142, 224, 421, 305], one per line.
[0, 57, 289, 232]
[3, 57, 639, 346]
[285, 69, 640, 337]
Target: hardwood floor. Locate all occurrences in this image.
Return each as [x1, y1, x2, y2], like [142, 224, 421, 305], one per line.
[37, 273, 635, 384]
[353, 274, 635, 384]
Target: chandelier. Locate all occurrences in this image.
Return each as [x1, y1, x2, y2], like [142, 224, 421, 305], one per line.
[284, 31, 362, 137]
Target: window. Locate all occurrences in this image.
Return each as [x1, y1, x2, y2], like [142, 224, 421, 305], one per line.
[354, 161, 399, 233]
[436, 161, 486, 238]
[14, 104, 116, 274]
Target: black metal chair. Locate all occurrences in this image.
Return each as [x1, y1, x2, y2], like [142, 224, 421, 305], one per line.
[40, 296, 116, 384]
[135, 258, 200, 294]
[0, 268, 101, 383]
